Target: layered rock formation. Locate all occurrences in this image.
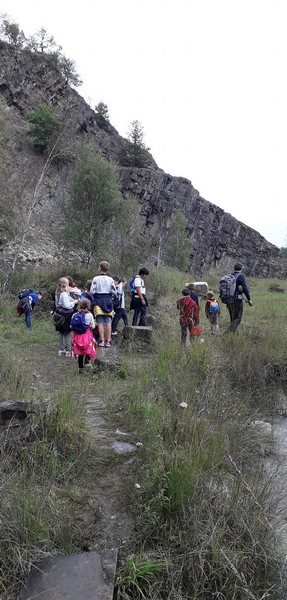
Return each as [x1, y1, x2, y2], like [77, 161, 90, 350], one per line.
[0, 40, 285, 277]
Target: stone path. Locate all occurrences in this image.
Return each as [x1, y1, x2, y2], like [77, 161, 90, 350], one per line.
[19, 550, 118, 600]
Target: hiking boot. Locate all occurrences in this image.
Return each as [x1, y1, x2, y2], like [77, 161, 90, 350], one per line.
[105, 341, 112, 348]
[58, 350, 66, 356]
[97, 340, 105, 347]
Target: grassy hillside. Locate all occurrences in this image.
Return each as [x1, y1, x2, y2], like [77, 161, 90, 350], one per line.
[1, 268, 287, 599]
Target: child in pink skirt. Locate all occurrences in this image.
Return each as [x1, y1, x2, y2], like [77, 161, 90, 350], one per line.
[72, 298, 96, 374]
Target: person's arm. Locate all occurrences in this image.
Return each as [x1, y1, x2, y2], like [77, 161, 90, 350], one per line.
[237, 274, 252, 304]
[90, 278, 97, 294]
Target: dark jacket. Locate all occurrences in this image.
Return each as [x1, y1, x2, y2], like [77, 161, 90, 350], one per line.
[93, 293, 113, 314]
[189, 291, 199, 307]
[233, 271, 251, 302]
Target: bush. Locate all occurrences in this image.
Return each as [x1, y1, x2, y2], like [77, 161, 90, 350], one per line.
[26, 104, 60, 152]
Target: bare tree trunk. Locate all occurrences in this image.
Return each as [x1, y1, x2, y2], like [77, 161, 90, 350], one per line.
[3, 133, 65, 293]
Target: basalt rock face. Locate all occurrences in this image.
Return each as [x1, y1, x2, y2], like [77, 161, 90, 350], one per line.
[0, 41, 285, 278]
[119, 168, 284, 277]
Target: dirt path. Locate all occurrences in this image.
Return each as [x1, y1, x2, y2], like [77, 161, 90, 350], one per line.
[21, 339, 137, 554]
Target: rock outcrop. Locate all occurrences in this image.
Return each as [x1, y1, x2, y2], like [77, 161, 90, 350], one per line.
[0, 40, 285, 278]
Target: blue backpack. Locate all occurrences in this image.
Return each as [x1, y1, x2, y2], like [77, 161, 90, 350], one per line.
[209, 299, 219, 313]
[18, 288, 33, 299]
[129, 277, 136, 294]
[70, 311, 89, 334]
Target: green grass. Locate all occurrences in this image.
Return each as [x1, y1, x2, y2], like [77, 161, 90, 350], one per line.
[1, 269, 287, 598]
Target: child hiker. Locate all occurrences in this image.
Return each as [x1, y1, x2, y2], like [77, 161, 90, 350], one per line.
[205, 290, 220, 335]
[112, 277, 128, 335]
[71, 298, 96, 374]
[177, 288, 199, 347]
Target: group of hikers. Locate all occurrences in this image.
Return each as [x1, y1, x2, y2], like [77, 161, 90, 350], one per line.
[176, 262, 252, 346]
[17, 261, 252, 372]
[17, 262, 150, 374]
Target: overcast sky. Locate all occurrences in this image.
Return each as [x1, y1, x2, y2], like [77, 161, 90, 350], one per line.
[1, 0, 287, 247]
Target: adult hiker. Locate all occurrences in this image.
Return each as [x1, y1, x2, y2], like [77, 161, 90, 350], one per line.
[131, 267, 149, 327]
[90, 261, 115, 348]
[220, 262, 253, 332]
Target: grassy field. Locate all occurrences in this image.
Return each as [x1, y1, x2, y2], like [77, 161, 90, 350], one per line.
[1, 268, 287, 599]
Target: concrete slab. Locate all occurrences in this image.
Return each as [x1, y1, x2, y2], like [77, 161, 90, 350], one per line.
[19, 549, 118, 600]
[123, 325, 152, 344]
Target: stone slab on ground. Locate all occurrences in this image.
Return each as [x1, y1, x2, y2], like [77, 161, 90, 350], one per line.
[93, 346, 119, 374]
[123, 325, 152, 344]
[0, 400, 31, 442]
[19, 549, 118, 600]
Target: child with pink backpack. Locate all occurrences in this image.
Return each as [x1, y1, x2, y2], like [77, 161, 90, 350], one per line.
[71, 298, 96, 374]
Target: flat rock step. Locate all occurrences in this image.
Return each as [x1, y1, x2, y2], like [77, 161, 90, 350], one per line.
[123, 325, 152, 344]
[19, 549, 118, 600]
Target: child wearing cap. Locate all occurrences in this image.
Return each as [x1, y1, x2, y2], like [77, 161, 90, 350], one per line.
[205, 291, 220, 335]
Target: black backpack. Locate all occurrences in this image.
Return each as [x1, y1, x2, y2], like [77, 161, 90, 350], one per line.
[17, 297, 29, 316]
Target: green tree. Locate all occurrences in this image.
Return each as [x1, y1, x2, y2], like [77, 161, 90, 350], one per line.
[95, 102, 110, 121]
[126, 120, 150, 167]
[26, 104, 60, 152]
[0, 15, 25, 46]
[59, 56, 82, 87]
[165, 211, 190, 270]
[64, 146, 121, 266]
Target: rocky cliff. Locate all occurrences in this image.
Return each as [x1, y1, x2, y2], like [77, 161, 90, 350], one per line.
[0, 41, 285, 278]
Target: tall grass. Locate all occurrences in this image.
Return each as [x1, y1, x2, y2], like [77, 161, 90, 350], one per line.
[117, 274, 287, 599]
[2, 268, 287, 598]
[0, 345, 92, 598]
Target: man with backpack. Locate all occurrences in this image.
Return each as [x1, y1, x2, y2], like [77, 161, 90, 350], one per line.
[17, 289, 43, 329]
[131, 267, 149, 326]
[219, 263, 252, 332]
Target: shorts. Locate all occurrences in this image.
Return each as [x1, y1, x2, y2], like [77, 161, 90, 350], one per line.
[96, 315, 112, 324]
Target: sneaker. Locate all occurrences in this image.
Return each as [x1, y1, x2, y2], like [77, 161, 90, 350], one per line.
[111, 331, 118, 336]
[105, 341, 112, 348]
[66, 351, 72, 357]
[58, 350, 66, 356]
[79, 367, 85, 374]
[97, 340, 105, 347]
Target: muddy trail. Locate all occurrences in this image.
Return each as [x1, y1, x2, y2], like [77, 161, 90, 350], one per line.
[19, 337, 140, 557]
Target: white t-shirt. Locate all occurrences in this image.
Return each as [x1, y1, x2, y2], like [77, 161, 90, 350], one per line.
[91, 274, 115, 294]
[134, 276, 145, 297]
[56, 291, 75, 309]
[84, 311, 95, 329]
[116, 283, 125, 308]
